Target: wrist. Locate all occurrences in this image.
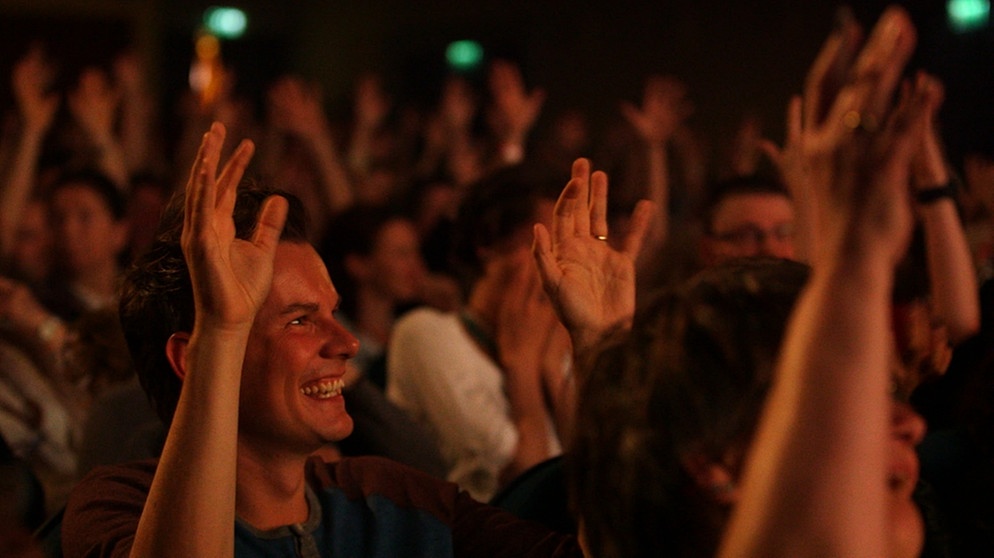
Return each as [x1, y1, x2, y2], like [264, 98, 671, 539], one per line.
[499, 141, 525, 164]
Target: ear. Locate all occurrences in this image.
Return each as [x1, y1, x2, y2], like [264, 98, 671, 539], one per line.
[681, 452, 739, 506]
[165, 332, 191, 381]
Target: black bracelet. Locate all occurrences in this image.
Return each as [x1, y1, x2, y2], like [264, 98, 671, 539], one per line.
[916, 183, 956, 205]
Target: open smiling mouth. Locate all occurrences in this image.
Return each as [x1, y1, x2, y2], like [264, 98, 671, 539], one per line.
[300, 379, 345, 399]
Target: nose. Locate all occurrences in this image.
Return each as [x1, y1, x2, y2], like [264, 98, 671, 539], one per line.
[891, 401, 926, 446]
[320, 318, 360, 360]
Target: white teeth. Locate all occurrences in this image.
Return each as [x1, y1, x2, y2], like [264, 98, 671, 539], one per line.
[300, 379, 345, 399]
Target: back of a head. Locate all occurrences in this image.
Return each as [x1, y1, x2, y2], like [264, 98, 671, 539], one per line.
[449, 164, 561, 292]
[571, 257, 809, 558]
[118, 183, 308, 427]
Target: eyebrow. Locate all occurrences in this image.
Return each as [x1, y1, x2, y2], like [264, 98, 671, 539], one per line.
[278, 297, 341, 316]
[279, 303, 320, 316]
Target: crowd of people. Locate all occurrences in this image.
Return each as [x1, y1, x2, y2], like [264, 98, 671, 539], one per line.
[2, 4, 994, 557]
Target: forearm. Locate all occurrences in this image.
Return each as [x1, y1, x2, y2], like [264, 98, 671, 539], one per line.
[88, 129, 131, 189]
[347, 126, 376, 177]
[502, 362, 553, 483]
[721, 254, 894, 558]
[305, 128, 355, 214]
[640, 142, 669, 254]
[920, 199, 980, 342]
[120, 92, 156, 173]
[130, 328, 247, 558]
[0, 129, 44, 255]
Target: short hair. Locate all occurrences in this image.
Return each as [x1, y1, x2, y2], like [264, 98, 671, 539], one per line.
[118, 183, 308, 426]
[449, 164, 561, 291]
[319, 204, 413, 318]
[50, 170, 127, 221]
[701, 174, 790, 235]
[570, 257, 809, 558]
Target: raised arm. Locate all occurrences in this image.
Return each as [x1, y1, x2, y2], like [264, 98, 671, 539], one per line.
[910, 73, 979, 343]
[720, 8, 927, 557]
[67, 68, 129, 188]
[494, 251, 561, 484]
[115, 51, 159, 174]
[487, 60, 545, 167]
[347, 73, 391, 178]
[620, 75, 690, 255]
[1, 47, 58, 259]
[268, 76, 354, 215]
[532, 158, 653, 358]
[760, 96, 819, 262]
[129, 123, 287, 558]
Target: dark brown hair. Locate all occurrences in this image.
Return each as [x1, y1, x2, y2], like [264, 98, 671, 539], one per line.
[118, 183, 308, 426]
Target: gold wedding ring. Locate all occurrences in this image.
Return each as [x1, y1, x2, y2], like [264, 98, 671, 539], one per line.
[842, 110, 878, 133]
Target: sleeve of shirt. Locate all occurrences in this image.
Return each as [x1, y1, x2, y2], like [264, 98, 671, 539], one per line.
[62, 461, 155, 558]
[387, 310, 518, 496]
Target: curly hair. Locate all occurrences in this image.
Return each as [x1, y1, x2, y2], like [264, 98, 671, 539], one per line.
[570, 258, 809, 558]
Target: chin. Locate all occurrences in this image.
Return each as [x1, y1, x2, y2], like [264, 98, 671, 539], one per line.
[888, 498, 924, 558]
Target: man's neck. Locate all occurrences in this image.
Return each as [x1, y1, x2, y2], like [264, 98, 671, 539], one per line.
[235, 445, 311, 530]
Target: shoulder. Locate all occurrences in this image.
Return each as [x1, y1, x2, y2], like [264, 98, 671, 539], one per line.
[68, 459, 158, 503]
[62, 460, 158, 557]
[310, 455, 460, 513]
[392, 307, 458, 335]
[389, 308, 466, 362]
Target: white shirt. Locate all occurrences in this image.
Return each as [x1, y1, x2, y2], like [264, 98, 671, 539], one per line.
[386, 308, 560, 501]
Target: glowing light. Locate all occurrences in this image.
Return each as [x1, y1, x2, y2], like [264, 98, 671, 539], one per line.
[446, 40, 484, 71]
[948, 0, 990, 33]
[204, 6, 247, 39]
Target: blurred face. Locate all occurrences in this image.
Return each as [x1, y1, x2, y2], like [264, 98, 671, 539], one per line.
[239, 243, 360, 455]
[705, 193, 795, 264]
[50, 183, 126, 276]
[364, 219, 426, 303]
[887, 401, 926, 558]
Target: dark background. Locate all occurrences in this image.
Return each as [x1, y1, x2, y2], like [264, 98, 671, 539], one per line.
[1, 0, 992, 164]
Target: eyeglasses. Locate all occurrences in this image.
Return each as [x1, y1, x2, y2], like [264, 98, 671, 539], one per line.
[712, 223, 795, 247]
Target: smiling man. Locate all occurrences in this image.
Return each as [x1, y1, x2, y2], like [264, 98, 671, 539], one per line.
[60, 123, 580, 558]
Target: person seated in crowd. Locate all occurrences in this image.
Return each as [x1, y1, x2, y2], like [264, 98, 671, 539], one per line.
[718, 7, 935, 556]
[0, 170, 131, 378]
[387, 165, 573, 502]
[528, 6, 942, 554]
[315, 205, 447, 477]
[44, 170, 129, 321]
[320, 205, 427, 387]
[61, 123, 582, 557]
[698, 174, 795, 266]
